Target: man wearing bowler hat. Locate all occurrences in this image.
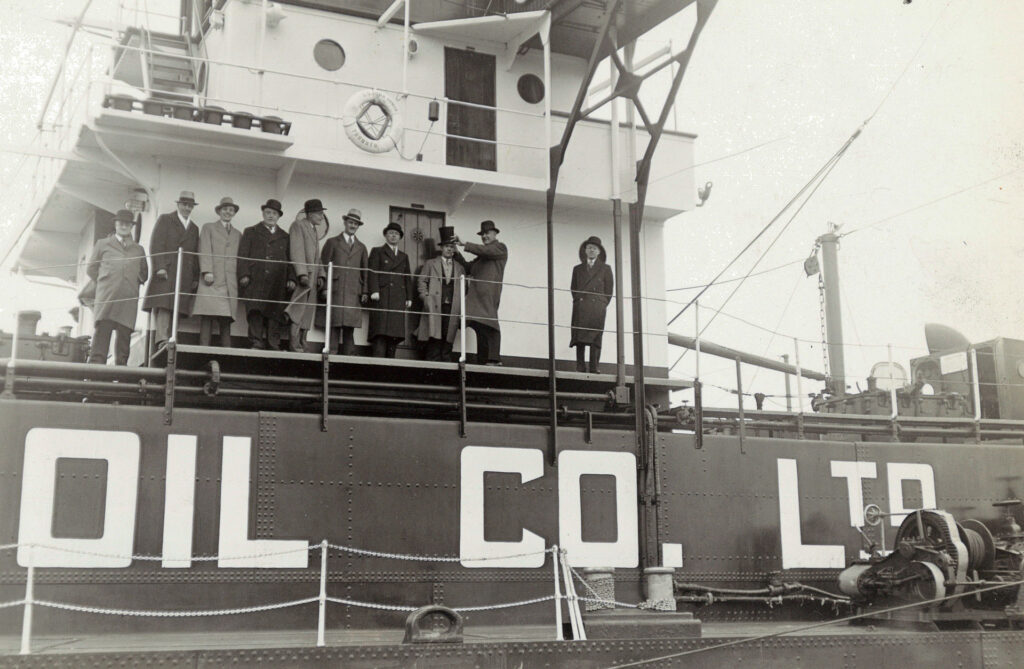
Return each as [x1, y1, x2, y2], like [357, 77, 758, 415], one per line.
[237, 199, 294, 350]
[142, 190, 200, 349]
[455, 220, 507, 365]
[87, 209, 149, 365]
[569, 235, 614, 372]
[416, 227, 464, 361]
[192, 197, 242, 347]
[321, 208, 369, 355]
[367, 221, 413, 358]
[285, 199, 330, 352]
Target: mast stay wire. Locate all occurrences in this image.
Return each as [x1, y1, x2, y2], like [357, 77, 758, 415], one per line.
[747, 271, 804, 388]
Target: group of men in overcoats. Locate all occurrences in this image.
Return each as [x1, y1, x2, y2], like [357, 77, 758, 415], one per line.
[87, 189, 616, 371]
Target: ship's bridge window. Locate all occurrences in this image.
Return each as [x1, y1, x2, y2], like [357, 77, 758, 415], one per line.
[517, 74, 544, 104]
[314, 39, 346, 71]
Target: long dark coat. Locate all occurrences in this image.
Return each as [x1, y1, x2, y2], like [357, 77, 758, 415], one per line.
[367, 244, 413, 340]
[87, 234, 149, 329]
[416, 255, 464, 343]
[570, 257, 613, 347]
[321, 234, 368, 328]
[141, 212, 199, 314]
[237, 223, 291, 321]
[192, 222, 241, 319]
[462, 240, 507, 330]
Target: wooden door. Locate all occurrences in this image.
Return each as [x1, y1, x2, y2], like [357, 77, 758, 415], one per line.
[444, 47, 497, 171]
[390, 207, 446, 349]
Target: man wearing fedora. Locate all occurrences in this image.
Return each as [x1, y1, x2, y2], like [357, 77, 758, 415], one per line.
[570, 236, 614, 373]
[367, 221, 413, 358]
[321, 208, 369, 355]
[237, 199, 294, 350]
[416, 227, 465, 361]
[192, 197, 242, 347]
[142, 190, 200, 349]
[87, 209, 149, 365]
[456, 220, 508, 365]
[285, 199, 330, 352]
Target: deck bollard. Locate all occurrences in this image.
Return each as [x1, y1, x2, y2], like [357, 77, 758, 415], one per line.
[20, 544, 33, 655]
[580, 568, 615, 611]
[170, 248, 184, 343]
[317, 539, 327, 647]
[551, 545, 563, 640]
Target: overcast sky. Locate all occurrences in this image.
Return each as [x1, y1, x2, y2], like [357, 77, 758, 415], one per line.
[0, 1, 1020, 409]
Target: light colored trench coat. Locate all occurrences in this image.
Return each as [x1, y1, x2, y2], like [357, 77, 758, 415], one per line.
[416, 255, 464, 343]
[192, 221, 241, 319]
[284, 215, 328, 330]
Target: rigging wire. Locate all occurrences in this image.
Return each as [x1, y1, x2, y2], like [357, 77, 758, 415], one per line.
[747, 271, 804, 387]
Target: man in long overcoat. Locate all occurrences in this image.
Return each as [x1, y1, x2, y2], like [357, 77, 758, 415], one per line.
[321, 208, 368, 355]
[193, 196, 242, 347]
[87, 209, 149, 365]
[456, 219, 507, 365]
[237, 199, 294, 350]
[285, 199, 329, 352]
[570, 236, 614, 373]
[416, 227, 464, 361]
[141, 190, 200, 347]
[367, 222, 413, 358]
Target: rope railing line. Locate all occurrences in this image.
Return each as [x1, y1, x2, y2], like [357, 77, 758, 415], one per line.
[22, 542, 316, 562]
[326, 542, 555, 562]
[15, 249, 179, 274]
[34, 596, 320, 618]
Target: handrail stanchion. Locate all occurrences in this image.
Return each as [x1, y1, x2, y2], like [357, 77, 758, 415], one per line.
[20, 544, 33, 655]
[735, 357, 745, 454]
[693, 301, 702, 449]
[551, 545, 564, 640]
[170, 248, 183, 344]
[887, 344, 899, 441]
[317, 539, 328, 647]
[559, 549, 586, 640]
[970, 346, 982, 443]
[458, 274, 468, 437]
[321, 263, 334, 432]
[794, 338, 805, 439]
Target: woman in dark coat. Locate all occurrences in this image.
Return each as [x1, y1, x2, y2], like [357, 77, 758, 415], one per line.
[570, 236, 613, 373]
[237, 199, 294, 349]
[367, 222, 413, 358]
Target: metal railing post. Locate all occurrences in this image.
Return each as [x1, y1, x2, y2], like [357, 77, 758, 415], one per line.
[970, 347, 982, 442]
[323, 263, 334, 354]
[2, 313, 19, 398]
[794, 339, 805, 439]
[735, 357, 745, 454]
[887, 344, 898, 420]
[459, 274, 466, 363]
[694, 300, 701, 380]
[170, 248, 183, 343]
[551, 545, 563, 641]
[20, 544, 33, 655]
[317, 539, 327, 647]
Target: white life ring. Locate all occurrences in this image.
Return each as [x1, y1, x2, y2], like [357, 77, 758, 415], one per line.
[342, 89, 403, 154]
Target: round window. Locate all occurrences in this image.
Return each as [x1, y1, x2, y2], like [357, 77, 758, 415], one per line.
[517, 73, 545, 104]
[314, 39, 345, 71]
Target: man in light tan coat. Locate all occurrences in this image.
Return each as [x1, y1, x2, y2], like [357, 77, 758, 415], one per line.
[416, 227, 464, 361]
[285, 200, 330, 352]
[193, 197, 242, 347]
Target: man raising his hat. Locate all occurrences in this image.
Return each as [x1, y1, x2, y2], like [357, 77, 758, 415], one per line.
[285, 199, 330, 352]
[416, 227, 465, 361]
[367, 221, 413, 358]
[320, 208, 369, 355]
[455, 220, 508, 365]
[142, 190, 200, 349]
[192, 197, 242, 347]
[237, 199, 294, 350]
[569, 236, 613, 373]
[87, 209, 149, 365]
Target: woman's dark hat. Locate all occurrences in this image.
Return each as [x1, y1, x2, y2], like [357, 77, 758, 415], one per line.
[261, 199, 284, 216]
[579, 235, 607, 263]
[383, 222, 404, 238]
[477, 220, 500, 236]
[438, 226, 457, 245]
[304, 199, 326, 215]
[342, 208, 363, 225]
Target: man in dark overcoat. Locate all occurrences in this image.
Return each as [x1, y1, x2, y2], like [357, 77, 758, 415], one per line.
[456, 220, 508, 365]
[321, 208, 369, 355]
[87, 209, 149, 365]
[570, 236, 614, 373]
[141, 190, 200, 348]
[237, 199, 294, 349]
[367, 221, 413, 358]
[416, 227, 464, 361]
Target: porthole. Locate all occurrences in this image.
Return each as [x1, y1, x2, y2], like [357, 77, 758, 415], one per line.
[314, 39, 346, 71]
[517, 73, 545, 104]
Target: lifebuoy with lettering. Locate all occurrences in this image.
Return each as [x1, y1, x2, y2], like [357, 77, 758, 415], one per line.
[342, 89, 403, 154]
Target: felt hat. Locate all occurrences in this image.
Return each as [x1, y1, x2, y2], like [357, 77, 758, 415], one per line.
[438, 226, 457, 245]
[176, 190, 197, 205]
[477, 219, 500, 236]
[578, 236, 607, 264]
[214, 196, 239, 214]
[342, 208, 364, 225]
[304, 198, 327, 215]
[260, 199, 284, 216]
[113, 209, 134, 224]
[383, 222, 404, 238]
